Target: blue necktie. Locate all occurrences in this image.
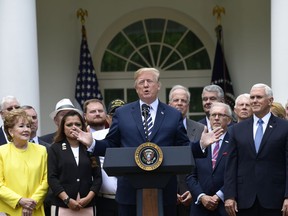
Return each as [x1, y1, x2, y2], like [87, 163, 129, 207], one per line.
[255, 119, 263, 152]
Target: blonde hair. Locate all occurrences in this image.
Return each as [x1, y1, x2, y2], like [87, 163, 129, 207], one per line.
[4, 109, 32, 142]
[271, 102, 286, 119]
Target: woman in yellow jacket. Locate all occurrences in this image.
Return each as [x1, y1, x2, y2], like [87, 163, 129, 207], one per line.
[0, 109, 48, 216]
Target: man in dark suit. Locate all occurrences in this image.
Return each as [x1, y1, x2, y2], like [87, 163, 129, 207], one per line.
[198, 85, 224, 130]
[187, 102, 231, 216]
[22, 105, 50, 149]
[0, 95, 20, 145]
[169, 85, 205, 216]
[74, 68, 223, 216]
[224, 83, 288, 216]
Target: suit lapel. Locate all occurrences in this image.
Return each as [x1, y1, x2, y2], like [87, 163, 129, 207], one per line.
[246, 118, 256, 153]
[131, 101, 147, 141]
[213, 133, 229, 171]
[258, 115, 276, 153]
[186, 120, 196, 141]
[149, 101, 165, 141]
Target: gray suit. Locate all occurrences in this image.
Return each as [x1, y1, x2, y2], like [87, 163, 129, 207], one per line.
[177, 118, 205, 216]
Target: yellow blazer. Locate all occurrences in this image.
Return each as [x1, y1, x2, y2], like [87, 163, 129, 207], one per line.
[0, 142, 48, 216]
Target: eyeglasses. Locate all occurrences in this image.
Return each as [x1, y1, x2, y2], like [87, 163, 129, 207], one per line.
[6, 106, 20, 111]
[210, 113, 229, 118]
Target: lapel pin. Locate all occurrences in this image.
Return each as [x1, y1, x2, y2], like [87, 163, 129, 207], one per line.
[269, 125, 273, 128]
[225, 140, 229, 143]
[161, 111, 164, 115]
[62, 143, 67, 150]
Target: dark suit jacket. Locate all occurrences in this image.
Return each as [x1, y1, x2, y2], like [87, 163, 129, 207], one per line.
[177, 119, 205, 216]
[93, 100, 207, 206]
[198, 117, 208, 126]
[225, 115, 288, 210]
[48, 139, 102, 208]
[187, 133, 229, 216]
[40, 132, 56, 145]
[0, 126, 8, 145]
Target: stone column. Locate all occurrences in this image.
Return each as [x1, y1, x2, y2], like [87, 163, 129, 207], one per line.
[271, 0, 288, 106]
[0, 0, 40, 130]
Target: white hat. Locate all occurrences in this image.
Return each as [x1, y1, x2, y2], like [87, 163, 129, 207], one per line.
[49, 98, 82, 119]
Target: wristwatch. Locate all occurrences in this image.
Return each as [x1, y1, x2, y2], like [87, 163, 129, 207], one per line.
[63, 196, 70, 205]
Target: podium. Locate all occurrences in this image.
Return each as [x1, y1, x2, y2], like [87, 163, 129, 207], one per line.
[103, 145, 195, 216]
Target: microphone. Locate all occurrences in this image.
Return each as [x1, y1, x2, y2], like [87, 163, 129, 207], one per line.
[141, 104, 150, 119]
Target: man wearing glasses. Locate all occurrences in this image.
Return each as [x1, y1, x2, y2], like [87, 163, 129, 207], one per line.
[0, 95, 20, 145]
[187, 102, 231, 216]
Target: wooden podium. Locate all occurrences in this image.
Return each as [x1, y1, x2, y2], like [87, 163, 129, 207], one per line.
[103, 146, 195, 216]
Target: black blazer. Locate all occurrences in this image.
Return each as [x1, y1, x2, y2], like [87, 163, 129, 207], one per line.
[48, 139, 102, 208]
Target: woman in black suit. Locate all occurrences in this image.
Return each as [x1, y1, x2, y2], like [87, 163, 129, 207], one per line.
[48, 110, 102, 216]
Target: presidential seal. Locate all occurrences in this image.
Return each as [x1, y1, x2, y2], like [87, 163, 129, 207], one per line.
[135, 142, 163, 171]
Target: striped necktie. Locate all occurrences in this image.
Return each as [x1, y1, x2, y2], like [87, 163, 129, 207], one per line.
[212, 141, 220, 169]
[142, 104, 153, 141]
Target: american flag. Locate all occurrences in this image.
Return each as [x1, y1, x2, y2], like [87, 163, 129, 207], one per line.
[211, 25, 235, 109]
[75, 25, 103, 109]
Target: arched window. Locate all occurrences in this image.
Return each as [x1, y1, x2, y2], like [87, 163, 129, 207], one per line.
[93, 8, 214, 120]
[101, 19, 210, 72]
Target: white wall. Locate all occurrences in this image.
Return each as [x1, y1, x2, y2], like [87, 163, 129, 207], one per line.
[37, 0, 270, 134]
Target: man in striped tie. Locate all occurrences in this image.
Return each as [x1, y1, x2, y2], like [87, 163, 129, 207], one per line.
[74, 68, 223, 216]
[187, 102, 232, 216]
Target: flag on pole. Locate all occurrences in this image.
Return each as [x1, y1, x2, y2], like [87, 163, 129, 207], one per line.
[75, 25, 103, 110]
[211, 25, 235, 109]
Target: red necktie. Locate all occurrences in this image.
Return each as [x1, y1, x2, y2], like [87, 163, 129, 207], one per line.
[212, 141, 220, 169]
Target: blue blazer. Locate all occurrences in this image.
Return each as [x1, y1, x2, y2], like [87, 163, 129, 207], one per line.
[93, 100, 206, 206]
[186, 133, 229, 216]
[225, 115, 288, 210]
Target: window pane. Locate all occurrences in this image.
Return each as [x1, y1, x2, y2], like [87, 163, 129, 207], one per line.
[127, 88, 138, 103]
[104, 89, 124, 108]
[145, 19, 165, 42]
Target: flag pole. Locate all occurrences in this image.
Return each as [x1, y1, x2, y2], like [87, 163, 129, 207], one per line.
[74, 8, 103, 109]
[77, 9, 88, 37]
[211, 5, 236, 112]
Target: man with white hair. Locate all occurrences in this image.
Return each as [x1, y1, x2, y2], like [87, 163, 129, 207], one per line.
[234, 93, 252, 123]
[0, 95, 20, 145]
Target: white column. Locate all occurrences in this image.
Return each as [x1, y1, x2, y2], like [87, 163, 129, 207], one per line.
[271, 1, 288, 106]
[0, 0, 40, 129]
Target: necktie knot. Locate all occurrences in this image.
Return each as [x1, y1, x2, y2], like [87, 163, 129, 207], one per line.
[258, 119, 263, 125]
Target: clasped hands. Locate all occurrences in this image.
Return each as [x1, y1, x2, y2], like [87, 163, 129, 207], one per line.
[19, 198, 36, 216]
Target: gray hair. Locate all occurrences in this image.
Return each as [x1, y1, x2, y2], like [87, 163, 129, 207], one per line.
[202, 84, 224, 100]
[251, 83, 273, 97]
[234, 93, 250, 107]
[0, 96, 20, 111]
[210, 102, 232, 118]
[169, 85, 190, 103]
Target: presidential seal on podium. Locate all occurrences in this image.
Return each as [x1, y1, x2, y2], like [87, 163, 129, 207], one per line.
[135, 142, 163, 171]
